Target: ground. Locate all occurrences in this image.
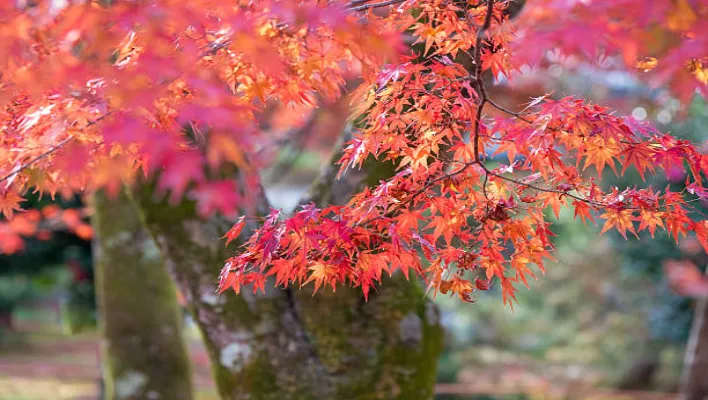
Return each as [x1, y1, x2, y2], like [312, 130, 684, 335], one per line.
[0, 304, 218, 400]
[0, 296, 681, 400]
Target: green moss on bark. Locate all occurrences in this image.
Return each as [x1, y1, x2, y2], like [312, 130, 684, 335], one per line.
[294, 276, 443, 400]
[93, 190, 193, 400]
[128, 179, 444, 400]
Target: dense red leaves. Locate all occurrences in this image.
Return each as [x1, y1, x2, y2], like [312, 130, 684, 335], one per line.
[0, 0, 401, 208]
[512, 0, 708, 102]
[222, 89, 708, 307]
[0, 1, 706, 305]
[219, 1, 708, 307]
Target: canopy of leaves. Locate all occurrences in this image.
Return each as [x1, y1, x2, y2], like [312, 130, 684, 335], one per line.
[0, 0, 706, 306]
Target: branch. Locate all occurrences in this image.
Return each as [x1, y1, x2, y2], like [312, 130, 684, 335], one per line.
[0, 137, 72, 186]
[471, 0, 495, 167]
[472, 0, 495, 81]
[0, 112, 110, 186]
[300, 0, 500, 217]
[486, 97, 531, 120]
[347, 0, 408, 12]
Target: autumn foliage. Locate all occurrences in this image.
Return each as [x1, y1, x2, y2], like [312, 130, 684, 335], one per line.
[0, 0, 707, 307]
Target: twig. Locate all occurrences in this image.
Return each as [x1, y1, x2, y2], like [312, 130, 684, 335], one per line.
[471, 0, 495, 182]
[0, 113, 110, 185]
[348, 0, 375, 6]
[0, 137, 72, 185]
[347, 0, 408, 12]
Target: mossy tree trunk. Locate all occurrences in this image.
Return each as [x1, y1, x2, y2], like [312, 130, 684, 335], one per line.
[680, 294, 708, 400]
[128, 147, 444, 399]
[92, 189, 194, 400]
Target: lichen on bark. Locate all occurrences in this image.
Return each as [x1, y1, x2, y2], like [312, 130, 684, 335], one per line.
[126, 171, 444, 399]
[92, 189, 193, 400]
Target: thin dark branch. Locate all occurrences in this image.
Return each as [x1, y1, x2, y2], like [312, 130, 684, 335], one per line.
[485, 168, 600, 205]
[348, 0, 375, 6]
[472, 0, 495, 81]
[347, 0, 408, 12]
[0, 113, 110, 185]
[200, 40, 231, 57]
[0, 137, 72, 185]
[471, 0, 495, 167]
[486, 97, 529, 120]
[284, 287, 327, 366]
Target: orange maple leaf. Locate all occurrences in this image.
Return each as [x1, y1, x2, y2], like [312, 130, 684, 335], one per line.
[637, 210, 664, 238]
[0, 190, 25, 219]
[600, 208, 637, 239]
[572, 200, 595, 226]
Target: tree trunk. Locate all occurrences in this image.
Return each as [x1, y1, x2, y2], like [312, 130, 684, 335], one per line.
[680, 295, 708, 400]
[129, 179, 444, 400]
[92, 190, 194, 400]
[617, 341, 661, 391]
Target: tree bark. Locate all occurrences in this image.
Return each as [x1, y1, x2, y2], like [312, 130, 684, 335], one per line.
[92, 189, 194, 400]
[680, 295, 708, 400]
[128, 150, 444, 399]
[617, 341, 661, 391]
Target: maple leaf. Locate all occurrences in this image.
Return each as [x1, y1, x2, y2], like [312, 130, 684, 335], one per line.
[582, 138, 620, 175]
[481, 49, 512, 80]
[0, 190, 25, 219]
[395, 210, 424, 233]
[637, 210, 664, 238]
[572, 200, 594, 226]
[620, 142, 656, 179]
[666, 0, 697, 31]
[389, 250, 420, 280]
[218, 268, 238, 295]
[267, 258, 298, 287]
[500, 277, 518, 309]
[541, 192, 567, 220]
[304, 261, 337, 295]
[474, 277, 490, 291]
[224, 216, 246, 247]
[156, 151, 206, 204]
[443, 275, 474, 302]
[481, 249, 506, 281]
[665, 209, 692, 243]
[695, 221, 708, 254]
[600, 208, 637, 239]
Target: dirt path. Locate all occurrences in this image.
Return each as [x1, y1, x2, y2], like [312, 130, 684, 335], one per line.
[0, 331, 217, 400]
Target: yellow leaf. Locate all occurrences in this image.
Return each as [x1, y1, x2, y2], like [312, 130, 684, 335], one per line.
[667, 0, 697, 31]
[634, 56, 658, 72]
[304, 261, 336, 294]
[688, 59, 708, 85]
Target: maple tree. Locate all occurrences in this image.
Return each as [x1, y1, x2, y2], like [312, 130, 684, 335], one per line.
[217, 0, 708, 307]
[1, 0, 707, 398]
